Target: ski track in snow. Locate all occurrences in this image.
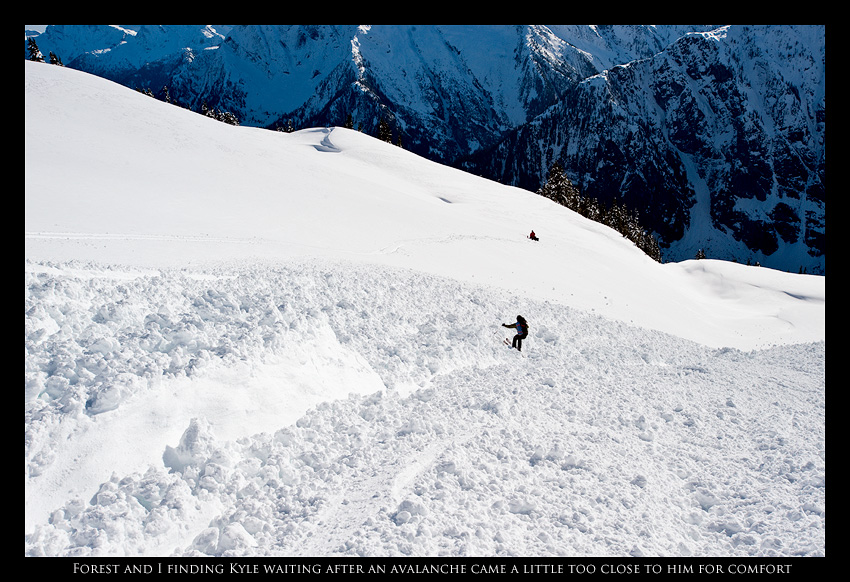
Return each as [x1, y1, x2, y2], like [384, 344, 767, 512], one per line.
[24, 259, 825, 557]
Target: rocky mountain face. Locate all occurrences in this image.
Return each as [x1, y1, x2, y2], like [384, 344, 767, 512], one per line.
[26, 25, 825, 273]
[474, 26, 825, 274]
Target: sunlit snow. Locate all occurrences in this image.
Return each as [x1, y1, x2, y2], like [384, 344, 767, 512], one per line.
[25, 61, 824, 558]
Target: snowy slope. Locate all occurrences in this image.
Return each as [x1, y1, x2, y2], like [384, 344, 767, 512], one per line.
[25, 61, 825, 558]
[27, 25, 826, 273]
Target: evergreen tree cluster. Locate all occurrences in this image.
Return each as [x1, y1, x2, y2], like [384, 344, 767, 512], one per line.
[538, 162, 663, 262]
[28, 38, 64, 66]
[276, 119, 296, 133]
[375, 116, 404, 148]
[344, 113, 402, 147]
[27, 38, 62, 65]
[133, 89, 240, 126]
[200, 101, 240, 126]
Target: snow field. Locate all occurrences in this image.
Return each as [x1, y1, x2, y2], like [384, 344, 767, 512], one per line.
[25, 60, 825, 559]
[25, 259, 824, 557]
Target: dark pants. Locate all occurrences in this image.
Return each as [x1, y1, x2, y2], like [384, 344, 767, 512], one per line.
[512, 333, 527, 351]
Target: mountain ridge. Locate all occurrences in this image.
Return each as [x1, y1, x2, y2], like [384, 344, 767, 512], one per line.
[25, 25, 825, 274]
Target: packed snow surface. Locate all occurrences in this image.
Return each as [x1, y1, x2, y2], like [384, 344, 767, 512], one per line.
[25, 61, 825, 557]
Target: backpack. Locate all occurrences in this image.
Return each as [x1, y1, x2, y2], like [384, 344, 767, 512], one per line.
[516, 316, 528, 336]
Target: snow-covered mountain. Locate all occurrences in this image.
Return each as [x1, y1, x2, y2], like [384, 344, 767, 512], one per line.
[25, 25, 825, 274]
[478, 26, 826, 275]
[24, 59, 825, 559]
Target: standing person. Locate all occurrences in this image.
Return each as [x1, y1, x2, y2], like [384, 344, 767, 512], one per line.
[502, 315, 529, 351]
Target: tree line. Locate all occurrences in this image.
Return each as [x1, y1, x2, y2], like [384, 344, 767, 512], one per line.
[135, 88, 240, 126]
[537, 162, 663, 262]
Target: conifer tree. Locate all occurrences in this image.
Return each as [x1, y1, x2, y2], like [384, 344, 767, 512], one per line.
[537, 162, 581, 210]
[275, 119, 295, 133]
[377, 117, 392, 142]
[27, 38, 44, 62]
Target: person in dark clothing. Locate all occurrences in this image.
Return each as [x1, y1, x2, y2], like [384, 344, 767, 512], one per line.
[502, 315, 529, 351]
[529, 230, 539, 241]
